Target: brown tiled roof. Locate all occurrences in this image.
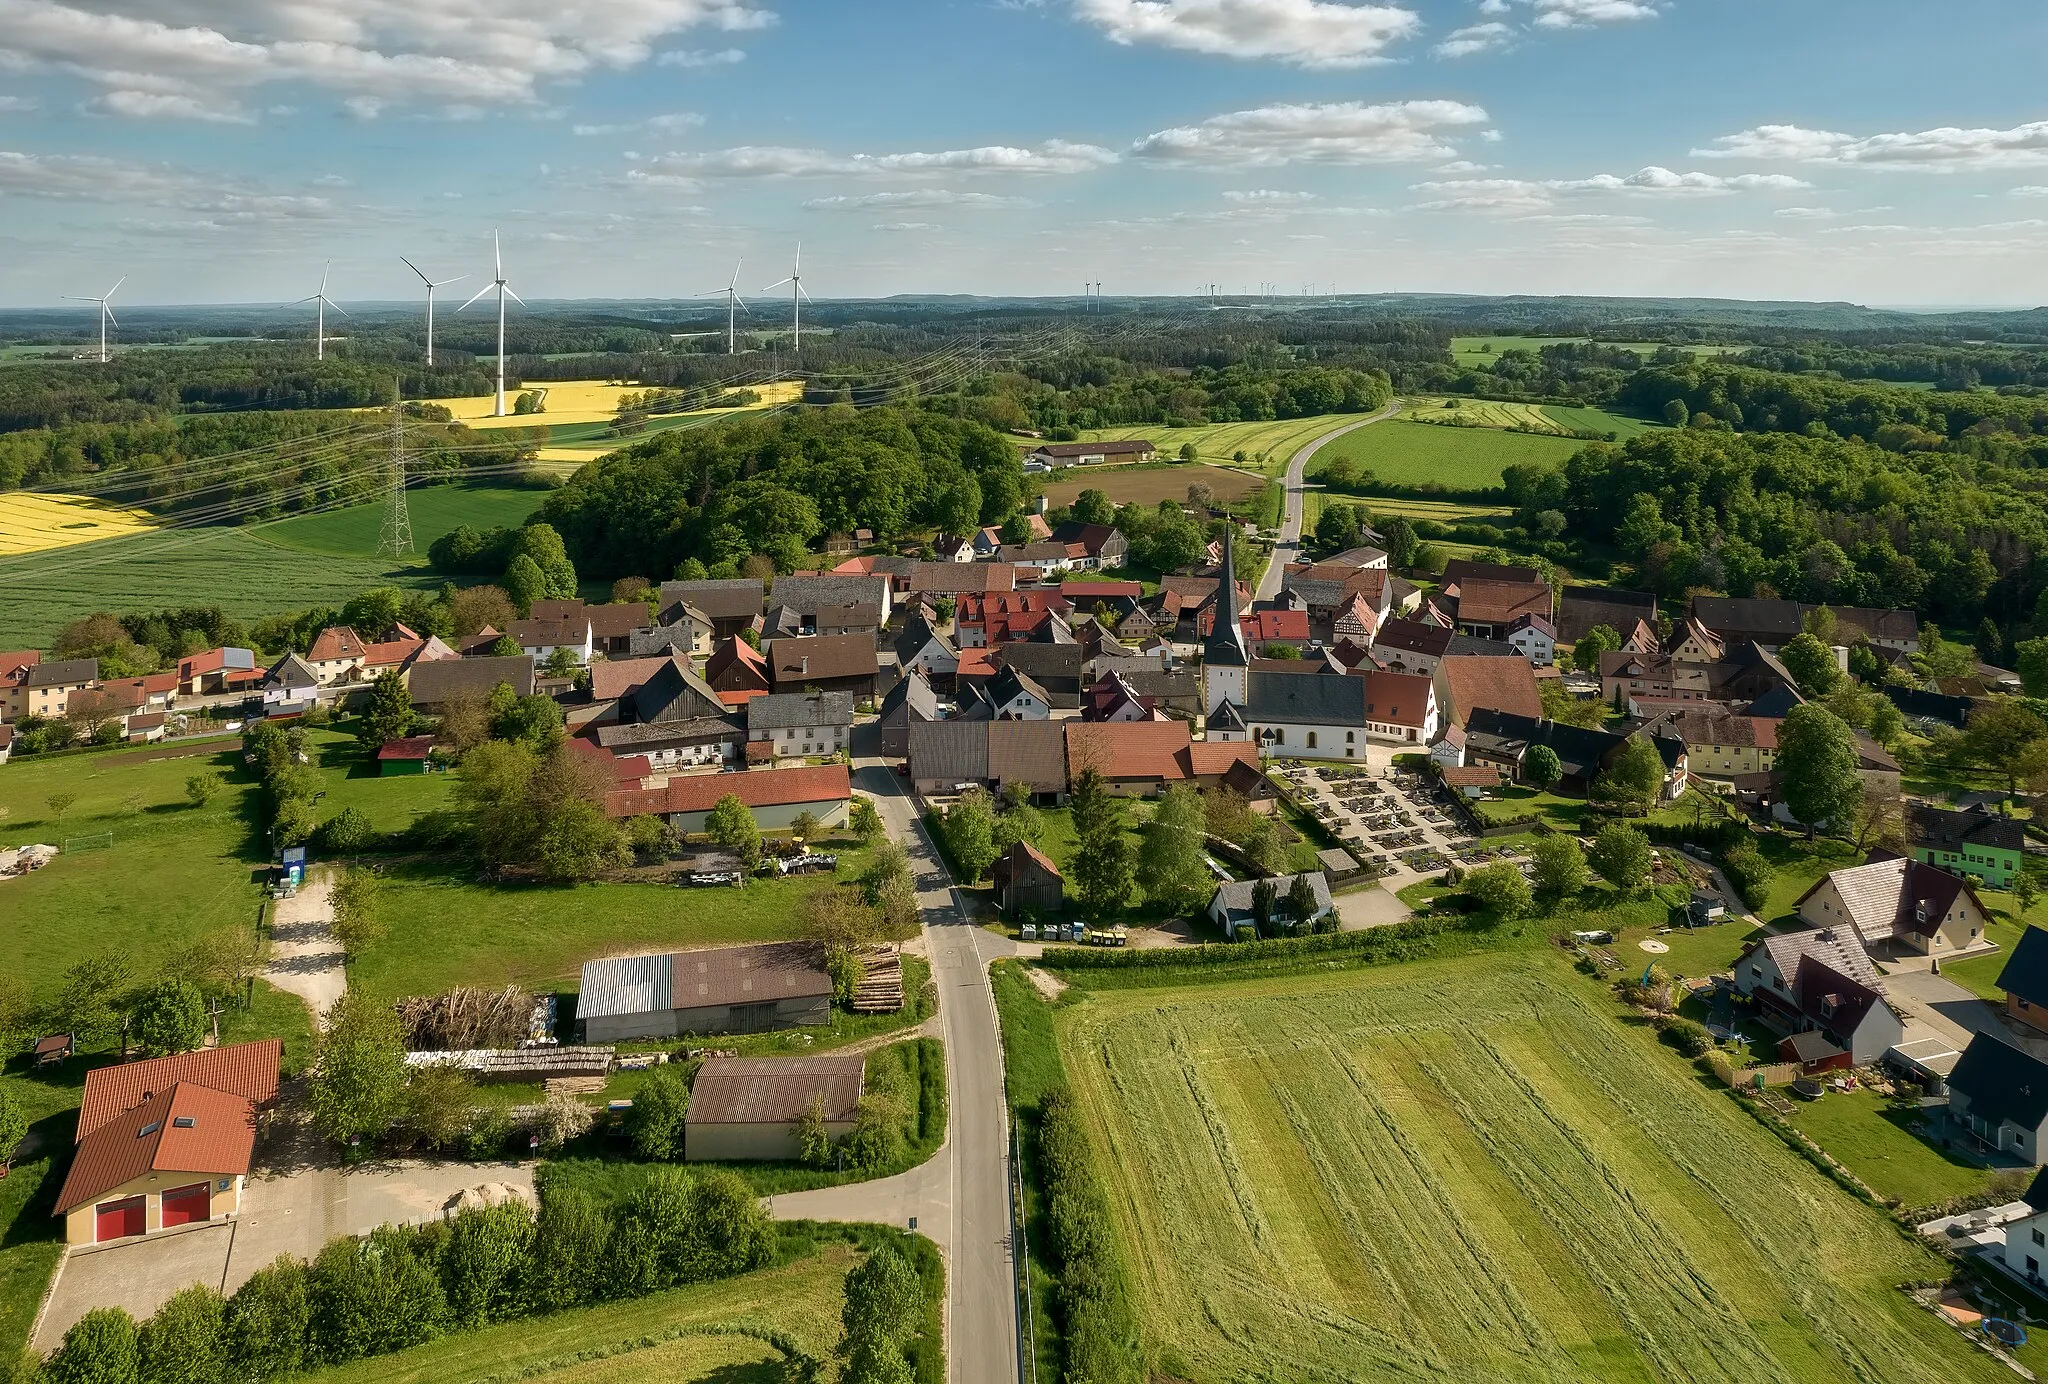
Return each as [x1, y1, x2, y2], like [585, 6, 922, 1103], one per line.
[1444, 559, 1544, 586]
[76, 1041, 281, 1142]
[1441, 765, 1506, 788]
[659, 579, 766, 622]
[1455, 579, 1552, 627]
[376, 735, 435, 761]
[988, 721, 1068, 791]
[1185, 740, 1257, 778]
[604, 764, 851, 818]
[766, 635, 877, 685]
[57, 1081, 261, 1214]
[1064, 721, 1191, 783]
[307, 627, 367, 662]
[688, 1054, 864, 1125]
[907, 562, 1018, 595]
[0, 651, 40, 685]
[1361, 669, 1435, 728]
[1029, 439, 1155, 458]
[993, 839, 1062, 884]
[1436, 654, 1542, 722]
[591, 654, 686, 703]
[408, 655, 536, 703]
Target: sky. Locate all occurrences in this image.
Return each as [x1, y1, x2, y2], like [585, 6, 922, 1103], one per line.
[2, 0, 2047, 309]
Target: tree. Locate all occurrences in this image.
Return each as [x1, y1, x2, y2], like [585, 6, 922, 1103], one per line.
[1979, 616, 2007, 668]
[1135, 784, 1210, 915]
[330, 868, 387, 959]
[511, 523, 579, 600]
[341, 587, 405, 638]
[534, 799, 629, 882]
[1594, 737, 1665, 809]
[1464, 863, 1530, 919]
[1663, 398, 1689, 427]
[705, 794, 762, 869]
[535, 1089, 596, 1150]
[1523, 744, 1562, 790]
[1851, 781, 1907, 855]
[184, 772, 222, 809]
[530, 1186, 611, 1311]
[224, 1255, 312, 1381]
[629, 1064, 692, 1160]
[309, 990, 408, 1147]
[130, 978, 205, 1057]
[1286, 872, 1322, 932]
[55, 950, 132, 1047]
[1072, 488, 1115, 527]
[46, 791, 76, 819]
[1572, 624, 1620, 675]
[401, 1064, 477, 1153]
[1779, 632, 1841, 697]
[941, 788, 999, 881]
[1588, 823, 1652, 892]
[138, 1284, 226, 1384]
[449, 585, 515, 639]
[1529, 834, 1588, 902]
[308, 1227, 447, 1363]
[850, 796, 884, 845]
[1967, 700, 2048, 795]
[794, 1093, 834, 1167]
[1066, 769, 1134, 921]
[1777, 703, 1863, 835]
[48, 1307, 140, 1384]
[1379, 516, 1418, 570]
[440, 1201, 535, 1329]
[1802, 604, 1839, 645]
[1177, 441, 1198, 461]
[2018, 868, 2040, 920]
[502, 554, 548, 616]
[838, 1241, 924, 1380]
[1250, 877, 1277, 932]
[1314, 502, 1365, 553]
[1867, 696, 1906, 749]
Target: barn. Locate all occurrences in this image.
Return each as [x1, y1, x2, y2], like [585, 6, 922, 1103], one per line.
[684, 1055, 866, 1162]
[577, 942, 834, 1042]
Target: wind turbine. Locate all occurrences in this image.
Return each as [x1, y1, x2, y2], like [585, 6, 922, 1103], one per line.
[294, 262, 350, 361]
[696, 259, 748, 354]
[62, 276, 125, 363]
[400, 256, 467, 366]
[763, 244, 811, 353]
[457, 230, 526, 417]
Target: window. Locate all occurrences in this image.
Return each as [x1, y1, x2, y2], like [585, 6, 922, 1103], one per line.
[1306, 732, 1318, 749]
[2032, 1228, 2043, 1246]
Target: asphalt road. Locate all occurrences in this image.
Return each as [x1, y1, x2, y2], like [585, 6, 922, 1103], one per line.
[768, 727, 1019, 1384]
[1255, 403, 1403, 601]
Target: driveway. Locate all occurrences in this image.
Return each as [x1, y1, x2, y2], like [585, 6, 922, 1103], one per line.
[1333, 884, 1411, 930]
[263, 870, 347, 1027]
[1883, 969, 2034, 1053]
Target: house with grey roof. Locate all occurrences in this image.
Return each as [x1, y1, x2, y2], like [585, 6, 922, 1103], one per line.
[767, 574, 893, 632]
[1206, 871, 1333, 940]
[987, 665, 1051, 720]
[657, 579, 765, 639]
[746, 691, 854, 761]
[878, 667, 941, 758]
[1732, 927, 1902, 1066]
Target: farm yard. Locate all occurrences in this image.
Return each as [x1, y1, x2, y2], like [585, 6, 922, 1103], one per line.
[1049, 952, 1999, 1384]
[1036, 461, 1267, 511]
[1076, 412, 1373, 474]
[1308, 417, 1584, 492]
[0, 492, 155, 556]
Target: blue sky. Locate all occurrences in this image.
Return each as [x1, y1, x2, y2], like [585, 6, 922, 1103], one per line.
[2, 0, 2046, 307]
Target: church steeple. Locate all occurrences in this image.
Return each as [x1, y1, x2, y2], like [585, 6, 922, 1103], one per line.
[1204, 522, 1249, 669]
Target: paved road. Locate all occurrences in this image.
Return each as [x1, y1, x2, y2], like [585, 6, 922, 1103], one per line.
[768, 727, 1018, 1384]
[1255, 402, 1402, 601]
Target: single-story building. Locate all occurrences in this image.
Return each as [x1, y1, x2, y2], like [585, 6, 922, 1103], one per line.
[376, 735, 435, 775]
[578, 942, 835, 1042]
[992, 841, 1064, 915]
[1025, 439, 1156, 468]
[1207, 872, 1333, 940]
[603, 763, 853, 834]
[1949, 1031, 2048, 1162]
[55, 1040, 282, 1246]
[685, 1055, 866, 1162]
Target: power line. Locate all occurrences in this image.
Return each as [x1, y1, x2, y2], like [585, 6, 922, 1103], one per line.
[377, 383, 413, 558]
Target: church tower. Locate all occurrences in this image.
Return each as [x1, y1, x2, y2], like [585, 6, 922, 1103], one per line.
[1203, 523, 1249, 718]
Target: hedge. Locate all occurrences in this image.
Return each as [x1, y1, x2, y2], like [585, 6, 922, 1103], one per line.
[1040, 912, 1499, 972]
[1036, 1090, 1146, 1384]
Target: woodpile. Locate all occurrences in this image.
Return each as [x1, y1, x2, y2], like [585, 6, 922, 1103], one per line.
[396, 985, 537, 1052]
[852, 946, 904, 1014]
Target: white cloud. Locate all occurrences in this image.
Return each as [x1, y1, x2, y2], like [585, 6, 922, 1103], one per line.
[0, 0, 776, 122]
[872, 221, 940, 231]
[657, 47, 746, 66]
[1433, 159, 1491, 173]
[573, 112, 704, 135]
[802, 190, 1032, 210]
[1129, 100, 1489, 167]
[1411, 165, 1808, 211]
[1696, 120, 2048, 171]
[1526, 0, 1659, 26]
[1434, 21, 1510, 57]
[1221, 188, 1316, 203]
[0, 149, 334, 222]
[1073, 0, 1420, 68]
[2013, 186, 2048, 197]
[0, 96, 37, 112]
[640, 140, 1116, 179]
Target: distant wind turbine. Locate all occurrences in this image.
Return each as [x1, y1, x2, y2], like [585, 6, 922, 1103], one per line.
[763, 244, 811, 353]
[400, 256, 467, 366]
[457, 231, 526, 417]
[696, 259, 749, 354]
[62, 276, 125, 363]
[293, 262, 349, 361]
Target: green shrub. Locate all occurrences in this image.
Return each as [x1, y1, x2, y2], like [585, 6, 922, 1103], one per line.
[1038, 1089, 1147, 1384]
[1658, 1015, 1715, 1058]
[1721, 841, 1772, 910]
[224, 1255, 312, 1381]
[627, 1064, 691, 1161]
[529, 1186, 612, 1312]
[309, 1225, 448, 1364]
[137, 1285, 225, 1384]
[48, 1308, 140, 1384]
[440, 1202, 534, 1329]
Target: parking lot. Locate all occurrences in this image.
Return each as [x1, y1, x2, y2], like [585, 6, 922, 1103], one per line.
[1267, 760, 1533, 895]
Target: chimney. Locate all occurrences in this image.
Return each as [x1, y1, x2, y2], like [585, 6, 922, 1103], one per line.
[1034, 495, 1049, 515]
[801, 656, 809, 676]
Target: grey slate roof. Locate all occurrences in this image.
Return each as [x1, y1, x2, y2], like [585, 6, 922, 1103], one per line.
[1210, 871, 1332, 923]
[26, 657, 97, 687]
[769, 574, 890, 615]
[1997, 926, 2048, 1011]
[878, 669, 940, 725]
[909, 719, 991, 782]
[1951, 1031, 2048, 1134]
[264, 652, 319, 689]
[1245, 669, 1365, 725]
[634, 659, 728, 725]
[1910, 802, 2024, 855]
[747, 691, 854, 732]
[659, 579, 765, 622]
[408, 655, 535, 704]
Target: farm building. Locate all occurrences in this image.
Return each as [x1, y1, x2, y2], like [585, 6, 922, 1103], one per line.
[407, 654, 535, 709]
[376, 735, 435, 776]
[992, 841, 1064, 915]
[603, 763, 852, 833]
[1208, 872, 1333, 940]
[1025, 439, 1155, 468]
[1432, 654, 1542, 729]
[765, 634, 879, 699]
[1690, 596, 1918, 653]
[686, 1055, 865, 1161]
[55, 1041, 281, 1246]
[1997, 926, 2048, 1036]
[1948, 1032, 2048, 1161]
[593, 659, 742, 769]
[1556, 585, 1658, 646]
[657, 579, 766, 640]
[878, 669, 941, 759]
[578, 942, 834, 1042]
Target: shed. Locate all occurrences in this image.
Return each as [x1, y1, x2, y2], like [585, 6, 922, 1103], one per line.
[1779, 1029, 1850, 1075]
[376, 735, 435, 776]
[992, 841, 1064, 916]
[685, 1055, 865, 1162]
[577, 942, 834, 1042]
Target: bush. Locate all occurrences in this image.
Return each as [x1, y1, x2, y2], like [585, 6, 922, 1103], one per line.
[224, 1256, 312, 1381]
[137, 1284, 226, 1384]
[441, 1202, 535, 1329]
[316, 807, 383, 855]
[48, 1308, 140, 1384]
[130, 977, 206, 1057]
[530, 1186, 612, 1312]
[1721, 841, 1772, 911]
[1037, 1090, 1146, 1384]
[628, 1064, 691, 1161]
[310, 1226, 448, 1364]
[1658, 1015, 1715, 1059]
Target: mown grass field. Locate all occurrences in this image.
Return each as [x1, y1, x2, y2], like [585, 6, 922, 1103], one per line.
[1036, 461, 1266, 511]
[0, 491, 156, 556]
[1783, 1087, 1995, 1209]
[260, 481, 545, 558]
[1309, 417, 1584, 491]
[1053, 951, 1998, 1384]
[1077, 413, 1373, 474]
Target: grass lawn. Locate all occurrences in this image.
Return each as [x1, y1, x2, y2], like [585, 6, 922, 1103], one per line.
[1943, 899, 2030, 1003]
[1755, 833, 1861, 922]
[1783, 1087, 1995, 1210]
[1542, 404, 1669, 439]
[260, 482, 546, 559]
[1639, 919, 1767, 980]
[1077, 413, 1373, 475]
[1308, 416, 1583, 492]
[0, 1154, 61, 1366]
[1048, 948, 2003, 1383]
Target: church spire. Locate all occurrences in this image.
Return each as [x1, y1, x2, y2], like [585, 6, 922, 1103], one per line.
[1205, 521, 1249, 668]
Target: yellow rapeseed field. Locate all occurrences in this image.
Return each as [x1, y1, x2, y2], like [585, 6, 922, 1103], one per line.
[0, 492, 156, 556]
[436, 378, 804, 432]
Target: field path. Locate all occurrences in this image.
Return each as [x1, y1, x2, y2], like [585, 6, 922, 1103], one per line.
[1257, 402, 1401, 601]
[263, 869, 348, 1028]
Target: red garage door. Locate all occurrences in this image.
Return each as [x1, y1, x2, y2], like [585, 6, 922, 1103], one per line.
[95, 1196, 146, 1243]
[161, 1183, 210, 1228]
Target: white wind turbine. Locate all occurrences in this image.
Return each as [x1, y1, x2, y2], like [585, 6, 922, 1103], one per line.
[294, 262, 350, 360]
[696, 259, 749, 354]
[457, 230, 526, 417]
[400, 256, 467, 366]
[763, 244, 811, 353]
[62, 276, 125, 363]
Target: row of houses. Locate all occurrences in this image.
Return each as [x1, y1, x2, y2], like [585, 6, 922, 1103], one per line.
[904, 715, 1275, 804]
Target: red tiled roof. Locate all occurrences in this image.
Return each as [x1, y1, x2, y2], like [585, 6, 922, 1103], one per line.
[605, 764, 852, 818]
[1456, 579, 1552, 627]
[76, 1041, 281, 1143]
[1243, 610, 1310, 641]
[1441, 765, 1506, 788]
[1061, 581, 1142, 600]
[1436, 655, 1543, 723]
[307, 627, 367, 663]
[363, 637, 426, 668]
[590, 654, 684, 703]
[377, 735, 435, 761]
[956, 648, 998, 679]
[0, 651, 41, 685]
[1361, 669, 1435, 728]
[57, 1080, 260, 1214]
[1185, 740, 1257, 777]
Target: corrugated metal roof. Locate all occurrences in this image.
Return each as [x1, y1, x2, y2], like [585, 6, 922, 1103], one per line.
[578, 952, 671, 1020]
[688, 1055, 866, 1125]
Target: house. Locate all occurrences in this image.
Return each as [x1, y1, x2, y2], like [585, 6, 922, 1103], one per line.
[934, 533, 976, 563]
[1707, 641, 1803, 704]
[530, 599, 648, 657]
[765, 635, 879, 699]
[1324, 545, 1390, 570]
[629, 602, 715, 659]
[1909, 803, 2023, 890]
[407, 655, 536, 709]
[705, 636, 773, 705]
[1370, 618, 1523, 678]
[990, 643, 1088, 708]
[1064, 721, 1194, 796]
[987, 666, 1052, 720]
[956, 591, 1068, 649]
[1556, 586, 1658, 647]
[1432, 654, 1544, 729]
[1359, 669, 1439, 745]
[306, 627, 370, 685]
[1085, 670, 1160, 723]
[508, 612, 594, 666]
[1665, 616, 1725, 665]
[658, 580, 766, 640]
[589, 654, 685, 710]
[603, 764, 853, 834]
[360, 633, 459, 683]
[1207, 872, 1333, 940]
[878, 669, 940, 759]
[1049, 521, 1129, 570]
[54, 1040, 281, 1246]
[578, 943, 835, 1043]
[765, 573, 892, 635]
[993, 541, 1074, 577]
[1462, 709, 1640, 795]
[1794, 857, 1990, 957]
[1452, 579, 1553, 641]
[1429, 724, 1466, 768]
[0, 650, 41, 721]
[894, 613, 960, 680]
[1731, 928, 1902, 1066]
[1026, 439, 1156, 467]
[1283, 562, 1394, 622]
[175, 647, 259, 697]
[906, 561, 1018, 598]
[1599, 650, 1713, 705]
[1241, 608, 1312, 655]
[1948, 1032, 2048, 1161]
[1650, 706, 1778, 780]
[595, 660, 743, 769]
[747, 691, 853, 762]
[1996, 1169, 2048, 1286]
[1996, 926, 2048, 1036]
[23, 658, 99, 719]
[1691, 596, 1919, 653]
[684, 1055, 865, 1161]
[260, 653, 320, 709]
[992, 841, 1064, 916]
[1505, 612, 1556, 667]
[376, 735, 435, 776]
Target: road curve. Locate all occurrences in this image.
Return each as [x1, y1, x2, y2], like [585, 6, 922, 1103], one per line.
[1255, 402, 1402, 601]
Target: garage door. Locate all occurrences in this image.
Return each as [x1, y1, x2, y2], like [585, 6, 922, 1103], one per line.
[95, 1196, 145, 1243]
[161, 1182, 210, 1228]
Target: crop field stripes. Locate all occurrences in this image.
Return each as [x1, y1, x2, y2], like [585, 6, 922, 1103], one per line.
[1058, 959, 2000, 1384]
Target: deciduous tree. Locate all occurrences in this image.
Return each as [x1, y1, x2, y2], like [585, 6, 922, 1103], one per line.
[1778, 703, 1863, 836]
[706, 793, 762, 868]
[1135, 784, 1210, 915]
[1067, 769, 1134, 921]
[1530, 833, 1588, 902]
[1588, 823, 1652, 892]
[309, 990, 408, 1147]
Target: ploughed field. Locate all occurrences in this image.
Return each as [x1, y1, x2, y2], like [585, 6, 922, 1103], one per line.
[1056, 952, 1995, 1384]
